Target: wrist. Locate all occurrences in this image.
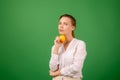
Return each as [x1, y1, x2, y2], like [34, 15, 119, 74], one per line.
[53, 70, 61, 77]
[57, 70, 61, 76]
[53, 46, 59, 54]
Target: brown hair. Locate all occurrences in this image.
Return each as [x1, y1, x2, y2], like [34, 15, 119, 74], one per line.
[59, 14, 76, 37]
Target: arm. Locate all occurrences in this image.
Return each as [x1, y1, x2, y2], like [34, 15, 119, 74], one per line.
[49, 46, 59, 71]
[49, 36, 62, 72]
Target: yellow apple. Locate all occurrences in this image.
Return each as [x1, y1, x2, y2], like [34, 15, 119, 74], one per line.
[59, 35, 66, 43]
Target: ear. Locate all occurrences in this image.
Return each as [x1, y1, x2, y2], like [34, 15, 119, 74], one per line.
[71, 26, 75, 31]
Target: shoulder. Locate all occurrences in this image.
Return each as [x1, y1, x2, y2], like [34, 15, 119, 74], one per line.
[73, 38, 86, 50]
[74, 38, 86, 45]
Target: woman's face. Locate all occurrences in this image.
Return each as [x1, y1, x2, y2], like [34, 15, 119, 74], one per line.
[58, 17, 75, 35]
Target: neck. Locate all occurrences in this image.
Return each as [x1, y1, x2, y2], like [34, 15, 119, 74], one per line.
[65, 34, 74, 44]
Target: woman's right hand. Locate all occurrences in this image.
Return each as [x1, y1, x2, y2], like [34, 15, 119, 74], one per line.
[53, 36, 62, 54]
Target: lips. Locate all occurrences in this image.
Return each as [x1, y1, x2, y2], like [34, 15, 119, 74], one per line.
[59, 29, 64, 32]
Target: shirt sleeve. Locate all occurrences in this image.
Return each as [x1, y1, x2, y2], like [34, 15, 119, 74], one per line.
[49, 46, 59, 71]
[60, 41, 87, 76]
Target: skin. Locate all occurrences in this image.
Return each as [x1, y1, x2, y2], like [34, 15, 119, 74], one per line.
[49, 17, 75, 77]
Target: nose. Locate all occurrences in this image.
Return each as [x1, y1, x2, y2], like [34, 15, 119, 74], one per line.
[59, 23, 64, 29]
[60, 25, 63, 29]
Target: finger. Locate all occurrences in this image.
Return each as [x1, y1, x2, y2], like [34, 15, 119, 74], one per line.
[56, 37, 60, 42]
[49, 71, 53, 76]
[55, 39, 60, 44]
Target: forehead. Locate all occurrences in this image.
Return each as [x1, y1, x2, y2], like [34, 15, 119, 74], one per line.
[59, 17, 71, 23]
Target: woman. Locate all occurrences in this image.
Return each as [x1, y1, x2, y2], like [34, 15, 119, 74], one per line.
[49, 14, 87, 80]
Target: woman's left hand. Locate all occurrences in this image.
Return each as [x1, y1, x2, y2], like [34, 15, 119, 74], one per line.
[49, 70, 61, 77]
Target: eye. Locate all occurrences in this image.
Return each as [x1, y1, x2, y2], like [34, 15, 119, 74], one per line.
[64, 22, 68, 25]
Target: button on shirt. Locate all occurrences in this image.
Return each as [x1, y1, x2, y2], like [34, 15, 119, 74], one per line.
[49, 38, 87, 78]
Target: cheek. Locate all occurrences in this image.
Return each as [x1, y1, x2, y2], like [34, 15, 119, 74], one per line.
[64, 27, 72, 34]
[65, 26, 73, 31]
[64, 26, 69, 32]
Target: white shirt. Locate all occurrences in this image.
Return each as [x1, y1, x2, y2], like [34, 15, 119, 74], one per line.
[49, 38, 87, 78]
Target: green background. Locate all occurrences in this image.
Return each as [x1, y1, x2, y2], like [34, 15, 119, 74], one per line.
[0, 0, 120, 80]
